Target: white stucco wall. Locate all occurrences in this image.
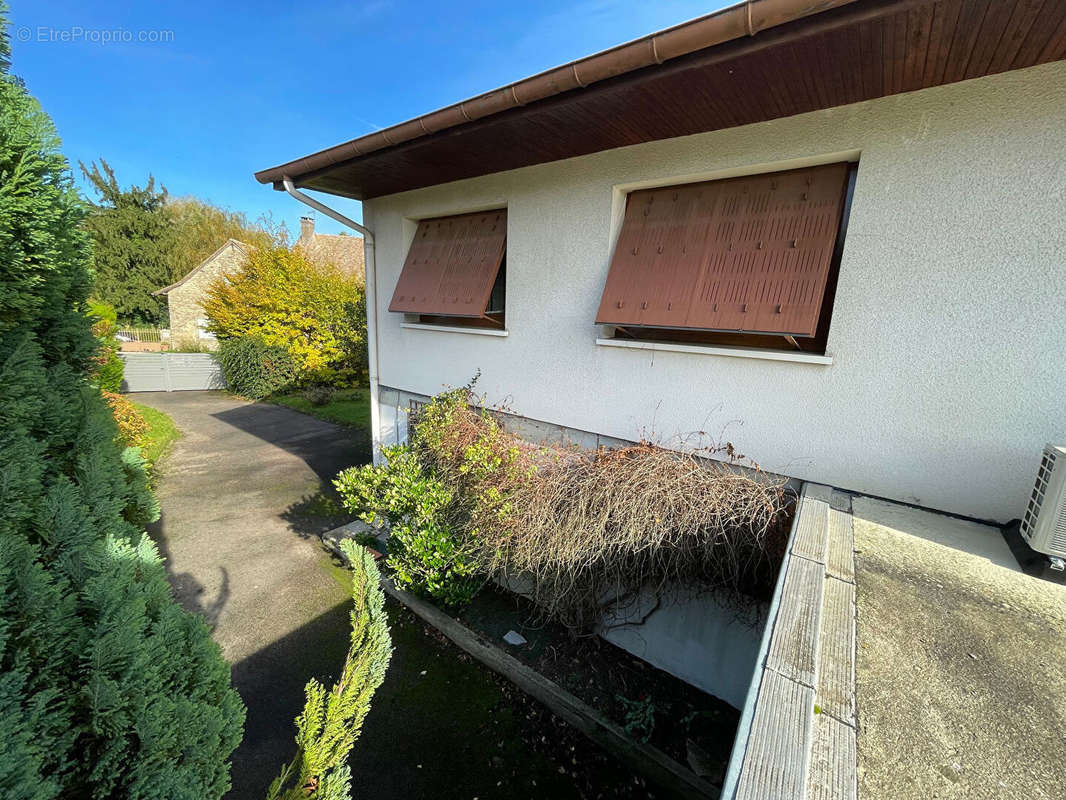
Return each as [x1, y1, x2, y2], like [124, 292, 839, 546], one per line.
[364, 61, 1066, 523]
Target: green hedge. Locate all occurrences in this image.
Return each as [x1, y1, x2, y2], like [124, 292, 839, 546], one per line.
[334, 444, 483, 608]
[216, 335, 297, 400]
[0, 24, 244, 800]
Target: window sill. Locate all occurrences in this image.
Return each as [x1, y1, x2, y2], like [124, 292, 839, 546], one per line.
[400, 322, 509, 337]
[595, 337, 833, 365]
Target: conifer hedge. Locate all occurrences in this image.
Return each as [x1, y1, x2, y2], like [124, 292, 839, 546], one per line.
[0, 21, 244, 800]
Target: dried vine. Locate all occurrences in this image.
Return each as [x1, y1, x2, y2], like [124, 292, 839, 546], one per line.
[410, 386, 792, 632]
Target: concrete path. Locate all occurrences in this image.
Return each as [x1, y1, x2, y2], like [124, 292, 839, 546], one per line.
[132, 391, 363, 798]
[853, 497, 1066, 800]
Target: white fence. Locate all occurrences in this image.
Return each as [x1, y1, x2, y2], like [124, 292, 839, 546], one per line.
[119, 352, 225, 392]
[116, 328, 168, 343]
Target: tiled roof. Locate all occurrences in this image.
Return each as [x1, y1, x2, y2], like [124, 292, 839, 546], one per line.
[297, 232, 365, 279]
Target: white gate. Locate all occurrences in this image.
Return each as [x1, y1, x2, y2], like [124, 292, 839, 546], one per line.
[119, 353, 225, 392]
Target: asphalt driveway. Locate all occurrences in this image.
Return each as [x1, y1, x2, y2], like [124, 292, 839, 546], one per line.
[134, 391, 640, 800]
[133, 391, 364, 798]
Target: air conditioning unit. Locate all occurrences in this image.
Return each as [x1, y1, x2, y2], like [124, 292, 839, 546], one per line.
[1019, 444, 1066, 569]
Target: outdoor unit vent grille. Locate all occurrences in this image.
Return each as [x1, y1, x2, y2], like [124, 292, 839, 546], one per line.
[1020, 445, 1066, 558]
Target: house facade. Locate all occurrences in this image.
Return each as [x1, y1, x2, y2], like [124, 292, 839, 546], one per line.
[154, 238, 249, 348]
[157, 219, 365, 348]
[257, 0, 1066, 524]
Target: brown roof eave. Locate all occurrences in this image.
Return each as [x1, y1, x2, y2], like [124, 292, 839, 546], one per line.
[254, 0, 866, 189]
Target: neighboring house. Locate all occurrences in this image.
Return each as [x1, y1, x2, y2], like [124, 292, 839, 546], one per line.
[295, 215, 365, 279]
[256, 0, 1066, 526]
[155, 218, 365, 347]
[153, 238, 249, 349]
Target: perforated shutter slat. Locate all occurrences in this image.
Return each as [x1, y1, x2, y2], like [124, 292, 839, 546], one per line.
[389, 209, 507, 317]
[596, 163, 849, 337]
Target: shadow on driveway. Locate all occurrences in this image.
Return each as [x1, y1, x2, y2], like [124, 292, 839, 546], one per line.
[211, 401, 372, 540]
[210, 402, 372, 483]
[132, 391, 368, 798]
[136, 391, 650, 800]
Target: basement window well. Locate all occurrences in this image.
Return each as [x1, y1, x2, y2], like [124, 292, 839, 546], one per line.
[596, 162, 856, 356]
[390, 209, 507, 331]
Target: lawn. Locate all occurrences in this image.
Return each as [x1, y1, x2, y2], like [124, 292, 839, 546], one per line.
[268, 387, 371, 431]
[132, 401, 181, 472]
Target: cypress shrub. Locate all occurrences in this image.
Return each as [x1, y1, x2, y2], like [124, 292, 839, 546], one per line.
[0, 21, 244, 800]
[216, 335, 297, 399]
[266, 542, 392, 800]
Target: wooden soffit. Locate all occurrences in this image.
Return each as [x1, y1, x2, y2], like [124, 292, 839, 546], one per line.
[261, 0, 1066, 200]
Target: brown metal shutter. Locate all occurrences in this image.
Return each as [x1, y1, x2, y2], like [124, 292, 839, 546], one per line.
[389, 209, 507, 317]
[595, 163, 850, 337]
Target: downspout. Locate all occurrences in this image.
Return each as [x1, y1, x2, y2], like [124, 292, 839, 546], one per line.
[282, 177, 383, 465]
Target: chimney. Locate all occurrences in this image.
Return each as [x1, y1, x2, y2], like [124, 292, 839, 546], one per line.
[299, 215, 314, 244]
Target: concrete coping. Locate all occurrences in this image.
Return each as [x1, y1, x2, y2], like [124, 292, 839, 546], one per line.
[722, 482, 858, 800]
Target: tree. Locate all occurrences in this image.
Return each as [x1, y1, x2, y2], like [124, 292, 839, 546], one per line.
[204, 244, 367, 385]
[80, 159, 175, 325]
[80, 167, 279, 328]
[0, 15, 245, 799]
[267, 542, 392, 800]
[167, 196, 276, 280]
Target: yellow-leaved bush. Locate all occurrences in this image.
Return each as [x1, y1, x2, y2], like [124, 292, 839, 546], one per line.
[203, 244, 366, 385]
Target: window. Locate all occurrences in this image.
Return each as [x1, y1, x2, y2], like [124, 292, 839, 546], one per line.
[196, 318, 216, 340]
[596, 163, 856, 354]
[389, 209, 507, 330]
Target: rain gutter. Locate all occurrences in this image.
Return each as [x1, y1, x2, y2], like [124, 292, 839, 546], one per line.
[255, 0, 863, 188]
[282, 178, 383, 464]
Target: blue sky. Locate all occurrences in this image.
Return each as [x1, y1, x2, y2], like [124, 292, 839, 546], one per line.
[10, 0, 724, 236]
